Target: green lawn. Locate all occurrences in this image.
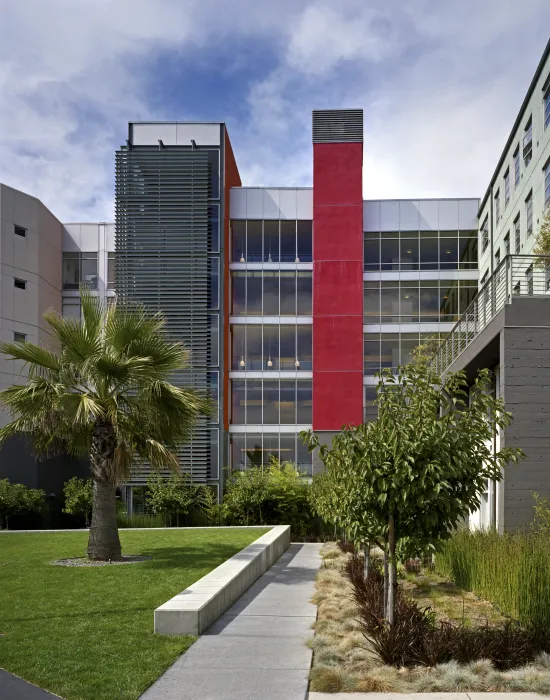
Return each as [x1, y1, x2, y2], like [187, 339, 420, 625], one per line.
[0, 527, 269, 700]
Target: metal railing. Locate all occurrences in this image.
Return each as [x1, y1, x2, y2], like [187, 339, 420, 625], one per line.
[431, 255, 550, 375]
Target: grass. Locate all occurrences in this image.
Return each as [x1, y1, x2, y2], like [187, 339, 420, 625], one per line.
[437, 528, 550, 629]
[309, 542, 550, 694]
[0, 527, 269, 700]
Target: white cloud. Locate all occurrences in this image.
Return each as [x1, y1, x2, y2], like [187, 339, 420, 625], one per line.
[0, 0, 548, 221]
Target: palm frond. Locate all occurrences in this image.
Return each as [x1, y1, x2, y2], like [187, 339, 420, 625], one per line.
[0, 342, 61, 373]
[80, 289, 104, 341]
[44, 310, 102, 364]
[144, 439, 179, 471]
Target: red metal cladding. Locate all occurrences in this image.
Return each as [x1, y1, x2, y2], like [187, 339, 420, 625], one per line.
[313, 141, 363, 430]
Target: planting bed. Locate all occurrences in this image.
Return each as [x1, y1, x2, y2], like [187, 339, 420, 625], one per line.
[308, 542, 550, 694]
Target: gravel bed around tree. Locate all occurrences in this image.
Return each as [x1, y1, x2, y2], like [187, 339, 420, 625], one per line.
[52, 555, 152, 567]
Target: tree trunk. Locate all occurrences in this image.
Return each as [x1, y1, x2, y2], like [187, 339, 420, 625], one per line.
[87, 420, 121, 561]
[363, 542, 370, 579]
[87, 480, 121, 560]
[386, 513, 397, 626]
[383, 547, 389, 613]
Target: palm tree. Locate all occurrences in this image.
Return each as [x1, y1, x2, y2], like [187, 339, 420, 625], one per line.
[0, 292, 209, 560]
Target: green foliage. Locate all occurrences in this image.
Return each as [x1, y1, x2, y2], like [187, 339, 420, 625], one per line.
[116, 512, 165, 528]
[0, 479, 45, 529]
[222, 459, 313, 536]
[62, 477, 93, 526]
[436, 528, 550, 630]
[533, 206, 550, 264]
[146, 473, 209, 526]
[304, 363, 525, 624]
[532, 492, 550, 533]
[411, 334, 442, 367]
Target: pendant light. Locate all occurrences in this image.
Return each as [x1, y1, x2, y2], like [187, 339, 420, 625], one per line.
[240, 255, 245, 263]
[267, 358, 273, 368]
[295, 358, 300, 369]
[239, 357, 245, 368]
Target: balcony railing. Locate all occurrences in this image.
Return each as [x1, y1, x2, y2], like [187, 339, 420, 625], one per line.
[431, 255, 550, 376]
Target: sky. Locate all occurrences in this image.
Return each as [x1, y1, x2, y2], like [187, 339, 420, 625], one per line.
[0, 0, 549, 222]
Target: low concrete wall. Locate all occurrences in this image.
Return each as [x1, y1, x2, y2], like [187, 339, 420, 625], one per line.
[154, 525, 291, 636]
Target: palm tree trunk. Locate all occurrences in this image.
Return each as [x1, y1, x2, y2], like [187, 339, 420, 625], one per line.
[88, 479, 121, 560]
[87, 420, 121, 561]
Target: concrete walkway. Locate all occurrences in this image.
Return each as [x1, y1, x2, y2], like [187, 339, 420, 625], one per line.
[309, 695, 545, 699]
[141, 542, 322, 700]
[0, 669, 60, 699]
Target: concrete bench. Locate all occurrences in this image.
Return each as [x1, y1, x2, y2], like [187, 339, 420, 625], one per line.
[154, 525, 291, 636]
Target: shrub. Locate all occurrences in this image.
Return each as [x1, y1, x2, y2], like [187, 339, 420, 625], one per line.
[436, 528, 550, 630]
[116, 512, 165, 528]
[222, 459, 314, 536]
[63, 477, 93, 527]
[345, 552, 550, 670]
[146, 473, 209, 526]
[0, 479, 45, 529]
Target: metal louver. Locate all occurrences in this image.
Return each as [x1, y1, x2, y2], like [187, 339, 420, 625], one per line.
[312, 109, 364, 143]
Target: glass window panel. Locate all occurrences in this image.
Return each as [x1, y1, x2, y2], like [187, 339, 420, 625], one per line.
[263, 325, 279, 370]
[208, 205, 219, 253]
[107, 253, 115, 289]
[439, 238, 458, 269]
[231, 380, 246, 424]
[380, 335, 400, 373]
[296, 272, 312, 315]
[364, 339, 380, 375]
[209, 314, 219, 366]
[246, 380, 263, 424]
[81, 253, 98, 290]
[263, 271, 279, 315]
[420, 284, 440, 321]
[208, 371, 219, 423]
[209, 257, 219, 309]
[364, 284, 381, 321]
[381, 231, 399, 238]
[400, 286, 419, 321]
[231, 221, 246, 262]
[279, 434, 296, 465]
[458, 236, 478, 269]
[231, 435, 247, 471]
[420, 237, 438, 269]
[62, 299, 81, 319]
[380, 239, 399, 270]
[246, 220, 262, 262]
[247, 325, 263, 370]
[280, 271, 296, 315]
[279, 380, 296, 424]
[62, 255, 80, 290]
[297, 380, 312, 424]
[232, 272, 246, 315]
[264, 221, 279, 262]
[459, 282, 478, 314]
[364, 386, 378, 422]
[297, 325, 312, 371]
[263, 435, 280, 465]
[400, 238, 419, 270]
[263, 380, 280, 424]
[280, 220, 296, 262]
[297, 221, 312, 262]
[245, 435, 264, 468]
[231, 325, 246, 370]
[246, 271, 263, 315]
[400, 334, 421, 367]
[364, 237, 380, 270]
[296, 438, 313, 475]
[420, 230, 438, 238]
[279, 325, 295, 370]
[440, 280, 459, 321]
[380, 285, 400, 322]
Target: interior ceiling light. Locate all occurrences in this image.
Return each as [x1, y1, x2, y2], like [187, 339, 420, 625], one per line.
[239, 357, 245, 367]
[267, 358, 273, 367]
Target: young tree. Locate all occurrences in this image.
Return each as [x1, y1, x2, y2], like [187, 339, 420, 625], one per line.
[0, 291, 209, 560]
[62, 477, 93, 527]
[146, 473, 207, 526]
[304, 363, 524, 627]
[533, 206, 550, 265]
[0, 479, 45, 529]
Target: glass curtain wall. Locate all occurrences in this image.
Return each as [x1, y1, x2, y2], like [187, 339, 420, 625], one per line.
[231, 220, 313, 263]
[232, 271, 312, 316]
[364, 332, 447, 375]
[230, 433, 313, 474]
[231, 325, 312, 370]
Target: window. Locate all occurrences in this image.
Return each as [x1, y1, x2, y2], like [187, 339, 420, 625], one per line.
[231, 271, 311, 316]
[481, 216, 489, 252]
[514, 146, 520, 187]
[504, 231, 510, 255]
[230, 219, 312, 263]
[14, 278, 26, 290]
[545, 86, 550, 130]
[526, 191, 533, 236]
[495, 190, 500, 224]
[504, 169, 510, 208]
[14, 225, 26, 237]
[514, 215, 521, 253]
[107, 253, 115, 290]
[230, 379, 312, 427]
[230, 325, 312, 371]
[545, 161, 550, 210]
[14, 332, 26, 343]
[62, 252, 98, 290]
[62, 298, 81, 319]
[495, 248, 500, 268]
[523, 117, 533, 166]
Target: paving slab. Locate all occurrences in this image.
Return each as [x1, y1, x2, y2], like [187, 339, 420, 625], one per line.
[0, 669, 60, 699]
[141, 542, 322, 700]
[309, 694, 545, 699]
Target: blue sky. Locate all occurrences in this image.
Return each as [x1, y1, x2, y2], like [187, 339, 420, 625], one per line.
[0, 0, 549, 221]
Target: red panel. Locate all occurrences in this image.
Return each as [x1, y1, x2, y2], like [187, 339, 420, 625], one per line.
[313, 139, 363, 430]
[313, 142, 363, 206]
[313, 371, 364, 430]
[314, 262, 363, 316]
[313, 204, 363, 261]
[314, 316, 363, 372]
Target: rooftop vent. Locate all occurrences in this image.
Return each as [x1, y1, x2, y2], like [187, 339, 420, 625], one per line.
[312, 109, 363, 143]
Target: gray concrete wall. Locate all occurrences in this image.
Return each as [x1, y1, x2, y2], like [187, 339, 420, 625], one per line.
[311, 431, 338, 475]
